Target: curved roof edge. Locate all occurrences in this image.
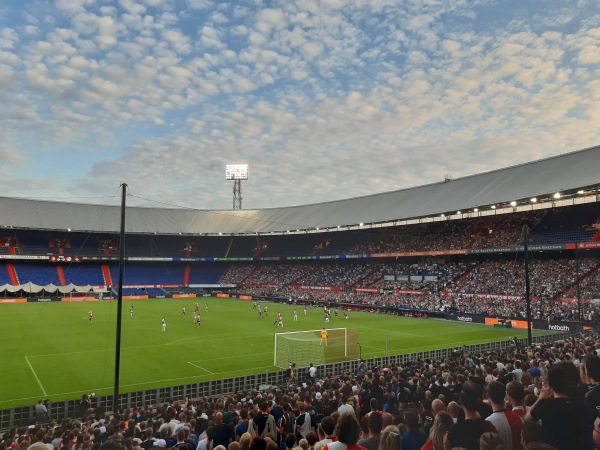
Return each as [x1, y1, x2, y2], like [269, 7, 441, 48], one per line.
[1, 145, 599, 235]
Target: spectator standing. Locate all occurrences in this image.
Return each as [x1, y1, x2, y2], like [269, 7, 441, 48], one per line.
[270, 397, 284, 426]
[512, 361, 524, 383]
[139, 429, 156, 449]
[447, 389, 487, 450]
[212, 413, 234, 448]
[254, 403, 272, 436]
[400, 410, 427, 450]
[580, 355, 600, 437]
[309, 364, 317, 382]
[505, 382, 526, 419]
[525, 365, 586, 450]
[316, 417, 335, 446]
[484, 381, 523, 450]
[224, 404, 238, 425]
[421, 412, 454, 450]
[378, 425, 400, 450]
[323, 413, 366, 450]
[236, 410, 256, 442]
[35, 399, 48, 425]
[337, 397, 356, 415]
[278, 403, 296, 450]
[357, 410, 382, 450]
[295, 403, 312, 442]
[479, 432, 504, 450]
[519, 421, 545, 450]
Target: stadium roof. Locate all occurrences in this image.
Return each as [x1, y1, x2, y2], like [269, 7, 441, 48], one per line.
[1, 145, 599, 235]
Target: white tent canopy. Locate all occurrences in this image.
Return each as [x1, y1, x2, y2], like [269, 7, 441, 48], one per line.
[0, 283, 107, 293]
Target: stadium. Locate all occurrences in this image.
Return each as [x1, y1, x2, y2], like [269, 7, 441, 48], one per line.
[1, 146, 599, 444]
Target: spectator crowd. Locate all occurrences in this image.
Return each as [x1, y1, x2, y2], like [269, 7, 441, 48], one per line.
[7, 333, 600, 450]
[227, 257, 600, 324]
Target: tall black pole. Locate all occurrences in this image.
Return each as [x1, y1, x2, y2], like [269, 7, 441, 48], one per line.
[576, 246, 581, 324]
[113, 183, 127, 413]
[523, 225, 532, 345]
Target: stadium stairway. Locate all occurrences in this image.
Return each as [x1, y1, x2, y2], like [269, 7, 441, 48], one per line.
[102, 265, 113, 287]
[224, 238, 233, 257]
[241, 265, 260, 284]
[57, 266, 67, 286]
[351, 266, 382, 289]
[565, 261, 600, 298]
[442, 262, 482, 293]
[589, 216, 600, 241]
[183, 265, 190, 285]
[6, 264, 19, 285]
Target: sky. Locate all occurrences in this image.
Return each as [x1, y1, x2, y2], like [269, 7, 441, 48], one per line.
[1, 0, 599, 211]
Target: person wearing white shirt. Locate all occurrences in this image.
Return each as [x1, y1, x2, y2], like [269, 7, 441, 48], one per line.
[511, 360, 523, 382]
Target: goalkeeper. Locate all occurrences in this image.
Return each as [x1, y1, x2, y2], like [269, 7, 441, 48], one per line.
[320, 328, 328, 346]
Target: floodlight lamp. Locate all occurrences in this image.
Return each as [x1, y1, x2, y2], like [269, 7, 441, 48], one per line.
[578, 190, 585, 194]
[316, 227, 319, 230]
[359, 223, 364, 226]
[553, 192, 561, 199]
[457, 210, 461, 214]
[441, 213, 445, 217]
[337, 225, 340, 228]
[510, 201, 517, 207]
[530, 197, 537, 203]
[491, 205, 496, 209]
[219, 232, 222, 235]
[67, 228, 71, 232]
[225, 164, 249, 180]
[474, 208, 478, 212]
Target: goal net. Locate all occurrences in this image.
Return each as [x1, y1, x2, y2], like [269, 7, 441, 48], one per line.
[274, 328, 359, 369]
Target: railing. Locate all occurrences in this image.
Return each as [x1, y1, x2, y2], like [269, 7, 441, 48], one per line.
[0, 332, 569, 431]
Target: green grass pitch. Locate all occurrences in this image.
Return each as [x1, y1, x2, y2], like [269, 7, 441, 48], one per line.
[0, 297, 547, 409]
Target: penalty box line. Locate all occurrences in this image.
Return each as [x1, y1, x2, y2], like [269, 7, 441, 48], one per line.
[187, 361, 214, 374]
[25, 356, 47, 397]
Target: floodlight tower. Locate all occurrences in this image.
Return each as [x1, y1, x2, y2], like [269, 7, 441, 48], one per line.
[225, 164, 248, 209]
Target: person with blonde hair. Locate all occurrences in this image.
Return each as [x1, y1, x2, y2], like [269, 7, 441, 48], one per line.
[378, 425, 401, 450]
[421, 412, 453, 450]
[239, 433, 253, 450]
[479, 432, 504, 450]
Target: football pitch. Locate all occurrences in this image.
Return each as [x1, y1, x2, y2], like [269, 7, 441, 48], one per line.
[0, 297, 548, 409]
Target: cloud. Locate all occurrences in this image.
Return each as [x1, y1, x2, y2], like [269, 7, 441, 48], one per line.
[186, 0, 213, 10]
[0, 142, 25, 166]
[54, 0, 93, 15]
[0, 0, 598, 211]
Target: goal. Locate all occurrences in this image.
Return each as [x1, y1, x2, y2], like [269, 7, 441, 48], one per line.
[274, 328, 359, 369]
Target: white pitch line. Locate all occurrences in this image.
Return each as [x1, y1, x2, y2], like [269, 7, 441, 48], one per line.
[0, 364, 279, 406]
[25, 356, 47, 397]
[187, 361, 214, 374]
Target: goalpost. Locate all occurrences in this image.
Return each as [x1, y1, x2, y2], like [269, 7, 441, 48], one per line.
[274, 328, 359, 368]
